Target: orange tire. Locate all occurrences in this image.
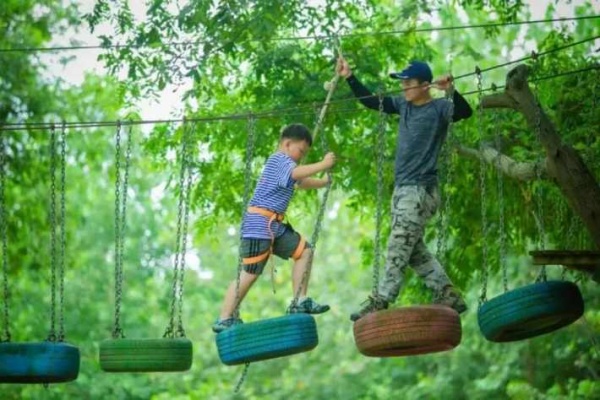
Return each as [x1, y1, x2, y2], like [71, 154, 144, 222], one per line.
[353, 305, 462, 357]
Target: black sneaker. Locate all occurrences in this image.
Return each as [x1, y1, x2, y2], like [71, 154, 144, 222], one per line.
[350, 295, 389, 322]
[434, 285, 467, 314]
[286, 297, 330, 315]
[212, 317, 243, 333]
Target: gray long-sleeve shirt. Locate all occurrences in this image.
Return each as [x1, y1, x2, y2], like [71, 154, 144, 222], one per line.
[346, 75, 473, 187]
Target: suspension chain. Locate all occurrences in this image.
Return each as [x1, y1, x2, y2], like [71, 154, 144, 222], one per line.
[112, 122, 132, 339]
[491, 87, 508, 293]
[437, 78, 456, 261]
[530, 53, 548, 282]
[476, 68, 490, 305]
[165, 121, 191, 338]
[372, 92, 386, 297]
[234, 114, 256, 317]
[48, 125, 58, 342]
[233, 115, 256, 393]
[58, 124, 67, 341]
[0, 133, 9, 342]
[177, 122, 194, 337]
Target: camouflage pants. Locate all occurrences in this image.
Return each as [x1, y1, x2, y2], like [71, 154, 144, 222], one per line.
[378, 185, 453, 302]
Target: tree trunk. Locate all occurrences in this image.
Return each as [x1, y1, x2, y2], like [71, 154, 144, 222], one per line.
[481, 64, 600, 249]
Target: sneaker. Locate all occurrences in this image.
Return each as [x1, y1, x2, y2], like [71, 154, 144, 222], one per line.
[212, 317, 243, 333]
[350, 295, 389, 322]
[434, 285, 467, 314]
[286, 297, 330, 315]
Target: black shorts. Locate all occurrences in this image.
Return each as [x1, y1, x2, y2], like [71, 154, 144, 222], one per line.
[240, 226, 310, 274]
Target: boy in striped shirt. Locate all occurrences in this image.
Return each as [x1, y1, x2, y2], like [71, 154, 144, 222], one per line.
[213, 123, 336, 333]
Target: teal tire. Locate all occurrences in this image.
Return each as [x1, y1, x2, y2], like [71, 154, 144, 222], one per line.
[478, 280, 584, 342]
[99, 338, 193, 372]
[216, 314, 318, 366]
[0, 342, 80, 383]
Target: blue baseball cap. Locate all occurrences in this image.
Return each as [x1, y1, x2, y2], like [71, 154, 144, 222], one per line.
[389, 61, 433, 82]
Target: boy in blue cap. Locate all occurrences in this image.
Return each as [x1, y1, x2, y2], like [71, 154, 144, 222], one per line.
[336, 57, 473, 321]
[212, 123, 336, 333]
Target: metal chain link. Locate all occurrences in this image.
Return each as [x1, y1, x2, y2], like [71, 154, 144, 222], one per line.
[436, 79, 456, 261]
[233, 115, 256, 393]
[0, 133, 10, 342]
[530, 55, 548, 282]
[372, 92, 386, 297]
[112, 121, 125, 338]
[165, 121, 190, 338]
[58, 124, 67, 341]
[476, 68, 490, 305]
[47, 125, 58, 342]
[234, 114, 256, 317]
[491, 91, 508, 292]
[177, 121, 195, 337]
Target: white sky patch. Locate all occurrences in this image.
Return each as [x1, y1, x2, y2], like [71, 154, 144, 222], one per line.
[227, 226, 237, 236]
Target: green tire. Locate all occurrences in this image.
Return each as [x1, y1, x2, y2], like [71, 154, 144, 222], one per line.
[99, 338, 193, 372]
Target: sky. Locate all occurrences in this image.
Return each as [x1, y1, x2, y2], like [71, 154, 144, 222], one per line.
[42, 0, 600, 123]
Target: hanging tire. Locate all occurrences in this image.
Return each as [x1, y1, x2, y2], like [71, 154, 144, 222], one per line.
[478, 280, 584, 342]
[99, 338, 193, 372]
[216, 314, 319, 366]
[0, 342, 80, 383]
[353, 305, 462, 357]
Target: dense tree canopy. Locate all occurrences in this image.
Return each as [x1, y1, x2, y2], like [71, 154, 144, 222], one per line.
[1, 1, 599, 399]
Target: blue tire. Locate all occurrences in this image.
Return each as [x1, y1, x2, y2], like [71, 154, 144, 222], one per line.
[216, 314, 318, 366]
[0, 342, 80, 383]
[478, 280, 584, 342]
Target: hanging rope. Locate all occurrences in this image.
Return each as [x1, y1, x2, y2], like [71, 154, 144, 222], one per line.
[165, 120, 193, 338]
[290, 37, 341, 307]
[0, 133, 9, 343]
[112, 122, 133, 339]
[476, 67, 491, 305]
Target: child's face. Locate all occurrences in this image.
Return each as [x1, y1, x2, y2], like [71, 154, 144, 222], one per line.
[283, 139, 309, 162]
[401, 78, 429, 102]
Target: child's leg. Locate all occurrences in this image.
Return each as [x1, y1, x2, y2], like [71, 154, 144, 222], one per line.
[292, 247, 312, 297]
[219, 270, 260, 320]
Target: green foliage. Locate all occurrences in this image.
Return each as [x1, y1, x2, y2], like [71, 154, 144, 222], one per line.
[1, 0, 600, 399]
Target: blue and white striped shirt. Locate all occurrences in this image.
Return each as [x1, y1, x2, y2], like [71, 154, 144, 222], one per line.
[241, 152, 297, 239]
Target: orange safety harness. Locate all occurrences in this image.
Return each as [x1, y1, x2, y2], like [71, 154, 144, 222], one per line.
[242, 206, 306, 266]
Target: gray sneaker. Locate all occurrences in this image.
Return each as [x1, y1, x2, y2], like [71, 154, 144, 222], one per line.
[434, 285, 467, 314]
[286, 297, 330, 315]
[212, 317, 243, 333]
[350, 295, 389, 322]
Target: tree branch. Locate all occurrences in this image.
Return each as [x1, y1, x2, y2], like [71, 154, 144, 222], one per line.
[454, 143, 547, 181]
[481, 93, 517, 109]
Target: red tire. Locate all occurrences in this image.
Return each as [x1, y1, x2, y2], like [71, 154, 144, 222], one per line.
[353, 305, 462, 357]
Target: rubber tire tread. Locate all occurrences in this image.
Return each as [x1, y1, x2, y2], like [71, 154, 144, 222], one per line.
[353, 305, 462, 357]
[0, 342, 80, 383]
[477, 280, 584, 342]
[99, 338, 193, 372]
[216, 314, 318, 366]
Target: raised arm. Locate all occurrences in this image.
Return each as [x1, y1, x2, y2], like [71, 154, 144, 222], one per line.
[337, 56, 398, 114]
